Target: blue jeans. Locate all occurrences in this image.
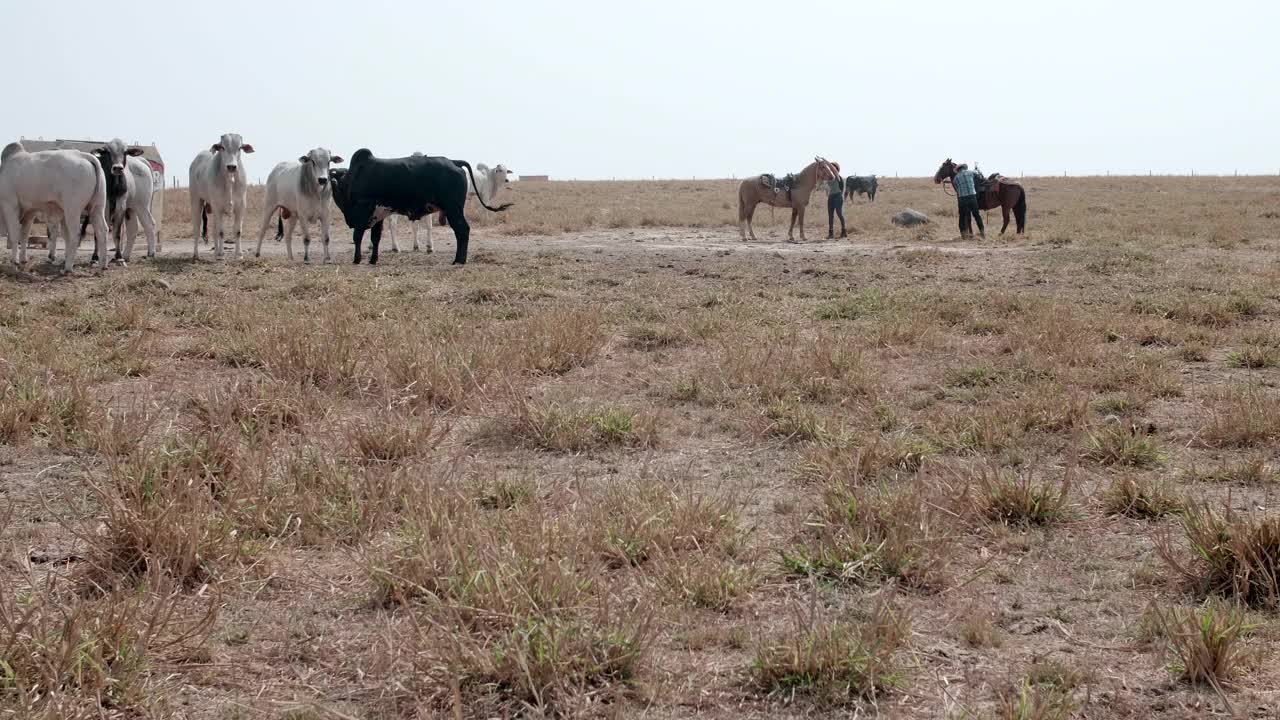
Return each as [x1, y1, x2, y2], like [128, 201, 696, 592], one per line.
[827, 193, 846, 236]
[958, 194, 984, 236]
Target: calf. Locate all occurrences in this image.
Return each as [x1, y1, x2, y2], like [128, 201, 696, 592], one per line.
[0, 142, 110, 272]
[253, 148, 343, 263]
[386, 215, 432, 254]
[189, 133, 254, 259]
[845, 175, 878, 202]
[328, 150, 512, 266]
[75, 138, 159, 264]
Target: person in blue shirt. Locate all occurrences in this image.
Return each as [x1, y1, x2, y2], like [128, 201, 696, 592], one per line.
[953, 163, 985, 239]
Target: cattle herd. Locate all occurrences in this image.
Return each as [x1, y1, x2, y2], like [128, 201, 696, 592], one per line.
[0, 133, 515, 272]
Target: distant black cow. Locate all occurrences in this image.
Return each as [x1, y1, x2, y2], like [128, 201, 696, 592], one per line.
[844, 175, 878, 202]
[327, 149, 512, 265]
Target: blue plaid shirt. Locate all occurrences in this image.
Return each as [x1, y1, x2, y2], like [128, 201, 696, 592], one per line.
[953, 168, 978, 197]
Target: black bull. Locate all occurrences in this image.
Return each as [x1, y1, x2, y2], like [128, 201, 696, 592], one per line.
[327, 150, 512, 265]
[844, 175, 878, 202]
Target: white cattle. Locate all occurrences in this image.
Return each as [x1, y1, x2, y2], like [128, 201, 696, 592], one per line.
[70, 138, 159, 264]
[189, 132, 253, 259]
[386, 161, 512, 254]
[0, 142, 110, 272]
[472, 162, 513, 207]
[253, 148, 343, 263]
[386, 214, 432, 253]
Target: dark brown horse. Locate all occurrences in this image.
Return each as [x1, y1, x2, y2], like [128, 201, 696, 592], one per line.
[738, 157, 838, 242]
[933, 159, 1027, 234]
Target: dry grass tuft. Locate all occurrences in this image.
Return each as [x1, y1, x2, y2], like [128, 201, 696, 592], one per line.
[751, 602, 910, 702]
[712, 330, 876, 405]
[1131, 291, 1262, 328]
[815, 290, 890, 321]
[186, 379, 310, 442]
[959, 606, 1004, 648]
[505, 308, 608, 375]
[1226, 343, 1280, 369]
[971, 467, 1073, 526]
[589, 476, 745, 570]
[1158, 502, 1280, 609]
[1102, 475, 1182, 518]
[1084, 424, 1163, 467]
[344, 410, 442, 464]
[86, 438, 245, 588]
[0, 579, 217, 714]
[1152, 601, 1254, 686]
[0, 370, 99, 449]
[1201, 385, 1280, 448]
[490, 396, 660, 452]
[216, 308, 364, 393]
[625, 321, 688, 351]
[1185, 456, 1275, 485]
[993, 678, 1078, 720]
[782, 479, 949, 589]
[797, 432, 937, 484]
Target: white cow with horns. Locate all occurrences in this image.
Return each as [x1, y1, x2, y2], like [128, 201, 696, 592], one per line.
[189, 132, 254, 259]
[254, 147, 344, 263]
[0, 141, 111, 272]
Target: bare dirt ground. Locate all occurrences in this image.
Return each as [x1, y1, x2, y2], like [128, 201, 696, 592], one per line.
[3, 176, 1280, 719]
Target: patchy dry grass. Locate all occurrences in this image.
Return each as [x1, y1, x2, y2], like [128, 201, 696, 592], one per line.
[4, 175, 1280, 716]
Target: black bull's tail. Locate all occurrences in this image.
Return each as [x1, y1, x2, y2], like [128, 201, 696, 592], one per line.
[1014, 187, 1027, 231]
[277, 214, 284, 240]
[454, 160, 514, 213]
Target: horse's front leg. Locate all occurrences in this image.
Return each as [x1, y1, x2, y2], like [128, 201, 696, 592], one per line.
[798, 206, 807, 241]
[787, 208, 798, 243]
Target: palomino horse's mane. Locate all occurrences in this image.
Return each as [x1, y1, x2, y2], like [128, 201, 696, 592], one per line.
[801, 156, 837, 181]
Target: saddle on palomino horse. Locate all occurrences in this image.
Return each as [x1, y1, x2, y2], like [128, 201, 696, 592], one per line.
[760, 173, 797, 202]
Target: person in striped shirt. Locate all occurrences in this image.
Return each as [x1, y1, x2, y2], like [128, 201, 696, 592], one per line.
[953, 163, 985, 239]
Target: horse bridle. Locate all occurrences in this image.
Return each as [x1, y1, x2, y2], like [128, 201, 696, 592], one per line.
[937, 163, 957, 196]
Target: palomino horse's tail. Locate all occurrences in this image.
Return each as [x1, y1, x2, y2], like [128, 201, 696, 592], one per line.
[1014, 187, 1027, 232]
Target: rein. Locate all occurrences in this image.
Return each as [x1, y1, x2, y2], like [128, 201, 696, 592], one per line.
[940, 178, 956, 197]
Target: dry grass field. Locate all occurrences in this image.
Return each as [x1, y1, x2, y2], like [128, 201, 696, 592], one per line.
[3, 174, 1280, 719]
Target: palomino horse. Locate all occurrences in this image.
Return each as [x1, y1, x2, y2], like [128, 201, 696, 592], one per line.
[933, 159, 1027, 234]
[738, 157, 838, 242]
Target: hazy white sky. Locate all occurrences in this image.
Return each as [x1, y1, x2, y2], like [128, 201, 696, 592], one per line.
[4, 0, 1276, 180]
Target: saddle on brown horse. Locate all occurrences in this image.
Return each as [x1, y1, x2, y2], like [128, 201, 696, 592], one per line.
[978, 172, 1020, 195]
[760, 173, 797, 201]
